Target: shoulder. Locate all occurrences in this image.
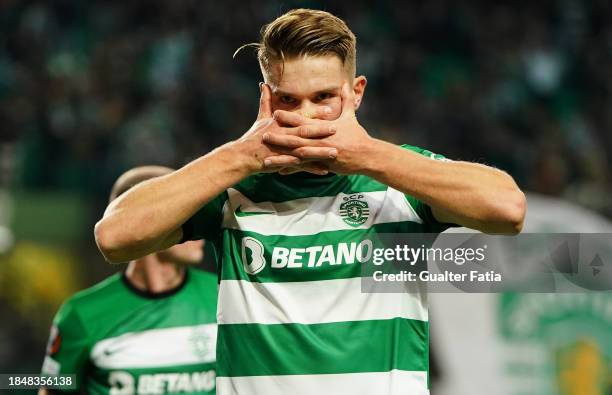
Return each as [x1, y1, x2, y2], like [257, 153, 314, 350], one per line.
[55, 274, 124, 324]
[188, 268, 218, 287]
[233, 173, 272, 194]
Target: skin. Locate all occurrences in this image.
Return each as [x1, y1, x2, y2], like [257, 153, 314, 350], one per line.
[263, 56, 366, 175]
[95, 54, 526, 263]
[125, 239, 204, 293]
[39, 239, 204, 395]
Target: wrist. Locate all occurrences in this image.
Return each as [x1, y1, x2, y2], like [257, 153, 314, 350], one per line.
[357, 137, 389, 176]
[225, 139, 262, 176]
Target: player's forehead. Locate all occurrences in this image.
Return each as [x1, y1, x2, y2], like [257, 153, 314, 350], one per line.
[266, 55, 346, 96]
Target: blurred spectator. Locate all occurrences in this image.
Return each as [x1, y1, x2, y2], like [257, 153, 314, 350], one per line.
[0, 0, 610, 217]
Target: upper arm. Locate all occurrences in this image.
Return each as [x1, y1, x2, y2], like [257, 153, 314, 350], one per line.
[160, 227, 184, 248]
[400, 144, 456, 232]
[405, 194, 455, 233]
[431, 206, 462, 226]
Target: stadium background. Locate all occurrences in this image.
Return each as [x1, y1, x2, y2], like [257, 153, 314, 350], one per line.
[0, 0, 611, 393]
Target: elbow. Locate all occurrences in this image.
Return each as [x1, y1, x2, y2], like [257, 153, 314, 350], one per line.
[94, 219, 128, 264]
[499, 189, 527, 235]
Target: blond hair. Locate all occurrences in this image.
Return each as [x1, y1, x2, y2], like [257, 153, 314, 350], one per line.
[236, 9, 357, 78]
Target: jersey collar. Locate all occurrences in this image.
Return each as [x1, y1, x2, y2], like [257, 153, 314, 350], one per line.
[121, 268, 189, 299]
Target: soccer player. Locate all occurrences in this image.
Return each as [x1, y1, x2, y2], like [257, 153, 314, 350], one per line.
[41, 166, 218, 395]
[94, 9, 526, 395]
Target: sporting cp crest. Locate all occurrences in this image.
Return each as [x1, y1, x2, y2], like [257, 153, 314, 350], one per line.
[189, 327, 212, 360]
[339, 195, 370, 227]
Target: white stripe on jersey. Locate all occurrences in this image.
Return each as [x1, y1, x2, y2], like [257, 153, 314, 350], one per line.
[222, 188, 423, 236]
[90, 323, 217, 369]
[217, 277, 428, 325]
[216, 370, 429, 395]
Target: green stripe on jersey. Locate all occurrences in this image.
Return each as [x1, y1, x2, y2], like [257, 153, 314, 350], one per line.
[87, 362, 216, 395]
[220, 224, 426, 283]
[41, 269, 218, 395]
[216, 318, 428, 377]
[184, 144, 450, 393]
[234, 172, 388, 203]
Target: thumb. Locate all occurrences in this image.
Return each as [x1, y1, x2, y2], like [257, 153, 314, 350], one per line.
[257, 83, 273, 120]
[340, 82, 356, 119]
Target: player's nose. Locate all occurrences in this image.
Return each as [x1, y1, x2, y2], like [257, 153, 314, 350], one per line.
[297, 101, 319, 119]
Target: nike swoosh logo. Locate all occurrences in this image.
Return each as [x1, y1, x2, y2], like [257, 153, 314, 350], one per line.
[103, 346, 124, 357]
[235, 205, 275, 217]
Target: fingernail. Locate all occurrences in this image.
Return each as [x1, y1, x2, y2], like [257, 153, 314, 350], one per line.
[320, 170, 329, 175]
[259, 82, 264, 92]
[264, 159, 272, 166]
[262, 133, 269, 141]
[329, 149, 338, 158]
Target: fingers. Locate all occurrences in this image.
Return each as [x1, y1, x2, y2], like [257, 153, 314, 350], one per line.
[279, 163, 330, 176]
[273, 106, 332, 126]
[257, 83, 273, 120]
[340, 82, 356, 119]
[263, 147, 337, 167]
[263, 133, 307, 149]
[301, 162, 330, 175]
[263, 125, 335, 146]
[290, 146, 338, 160]
[289, 124, 336, 138]
[273, 110, 308, 127]
[314, 106, 333, 118]
[277, 167, 301, 175]
[262, 155, 301, 167]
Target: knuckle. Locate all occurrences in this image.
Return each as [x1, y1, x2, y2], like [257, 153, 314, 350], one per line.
[290, 136, 303, 147]
[298, 126, 309, 137]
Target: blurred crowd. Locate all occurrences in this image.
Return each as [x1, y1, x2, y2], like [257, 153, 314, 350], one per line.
[1, 0, 611, 217]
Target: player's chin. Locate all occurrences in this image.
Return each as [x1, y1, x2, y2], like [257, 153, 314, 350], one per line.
[172, 252, 204, 265]
[159, 247, 203, 265]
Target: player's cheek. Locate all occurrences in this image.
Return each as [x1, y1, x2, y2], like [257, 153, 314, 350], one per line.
[319, 98, 342, 120]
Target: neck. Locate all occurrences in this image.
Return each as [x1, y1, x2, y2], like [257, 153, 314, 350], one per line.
[125, 255, 185, 294]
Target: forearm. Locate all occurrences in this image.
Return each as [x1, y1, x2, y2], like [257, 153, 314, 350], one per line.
[95, 142, 252, 262]
[361, 139, 526, 233]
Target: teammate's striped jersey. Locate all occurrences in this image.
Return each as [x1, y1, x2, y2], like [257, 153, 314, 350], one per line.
[41, 268, 218, 395]
[183, 144, 451, 395]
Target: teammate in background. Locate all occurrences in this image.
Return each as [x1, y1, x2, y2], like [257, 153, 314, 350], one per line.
[41, 166, 217, 395]
[95, 9, 526, 395]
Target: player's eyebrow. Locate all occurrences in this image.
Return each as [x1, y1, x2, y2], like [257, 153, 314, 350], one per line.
[273, 86, 341, 97]
[314, 86, 341, 94]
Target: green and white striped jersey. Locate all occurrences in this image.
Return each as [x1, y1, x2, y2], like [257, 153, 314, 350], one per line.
[41, 268, 218, 395]
[183, 144, 451, 395]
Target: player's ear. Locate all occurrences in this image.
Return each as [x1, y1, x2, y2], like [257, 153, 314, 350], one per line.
[352, 76, 367, 111]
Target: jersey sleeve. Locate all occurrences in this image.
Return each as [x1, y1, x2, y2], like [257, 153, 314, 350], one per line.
[400, 144, 457, 233]
[41, 299, 90, 391]
[181, 191, 229, 242]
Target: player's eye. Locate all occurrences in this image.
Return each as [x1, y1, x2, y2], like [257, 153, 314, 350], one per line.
[315, 93, 333, 102]
[279, 96, 296, 104]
